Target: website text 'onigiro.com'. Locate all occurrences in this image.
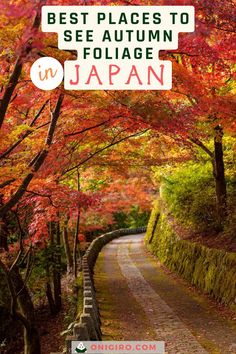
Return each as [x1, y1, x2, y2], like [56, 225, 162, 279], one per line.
[71, 341, 165, 354]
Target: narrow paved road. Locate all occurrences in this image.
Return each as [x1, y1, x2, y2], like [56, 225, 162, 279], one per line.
[94, 234, 236, 354]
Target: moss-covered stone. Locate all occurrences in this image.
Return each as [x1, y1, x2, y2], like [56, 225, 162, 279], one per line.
[145, 203, 236, 313]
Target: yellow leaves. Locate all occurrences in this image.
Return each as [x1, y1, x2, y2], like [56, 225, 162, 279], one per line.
[0, 164, 30, 184]
[222, 78, 236, 95]
[11, 124, 32, 139]
[0, 124, 31, 150]
[0, 21, 25, 45]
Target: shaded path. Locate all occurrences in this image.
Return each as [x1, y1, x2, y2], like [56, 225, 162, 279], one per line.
[94, 234, 236, 354]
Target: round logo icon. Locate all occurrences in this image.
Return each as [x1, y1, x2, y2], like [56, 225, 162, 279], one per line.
[30, 57, 64, 90]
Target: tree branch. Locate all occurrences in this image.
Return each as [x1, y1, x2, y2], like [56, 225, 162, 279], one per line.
[0, 100, 49, 160]
[189, 137, 214, 158]
[0, 3, 44, 129]
[0, 94, 63, 217]
[0, 179, 16, 189]
[65, 119, 111, 137]
[63, 129, 149, 174]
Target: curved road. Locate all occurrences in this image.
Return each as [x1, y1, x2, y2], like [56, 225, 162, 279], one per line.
[94, 234, 236, 354]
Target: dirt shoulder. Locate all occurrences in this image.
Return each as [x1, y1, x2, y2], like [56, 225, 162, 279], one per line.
[169, 215, 236, 253]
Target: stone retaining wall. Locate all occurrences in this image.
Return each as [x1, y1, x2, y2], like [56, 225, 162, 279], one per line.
[51, 227, 146, 354]
[145, 202, 236, 313]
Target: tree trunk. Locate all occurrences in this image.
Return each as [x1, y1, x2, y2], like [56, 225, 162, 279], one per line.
[0, 216, 9, 251]
[53, 221, 62, 312]
[62, 219, 73, 273]
[73, 170, 81, 278]
[214, 125, 227, 222]
[190, 131, 227, 228]
[10, 267, 41, 354]
[45, 261, 56, 315]
[46, 221, 62, 314]
[0, 195, 9, 251]
[73, 210, 81, 278]
[24, 327, 41, 354]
